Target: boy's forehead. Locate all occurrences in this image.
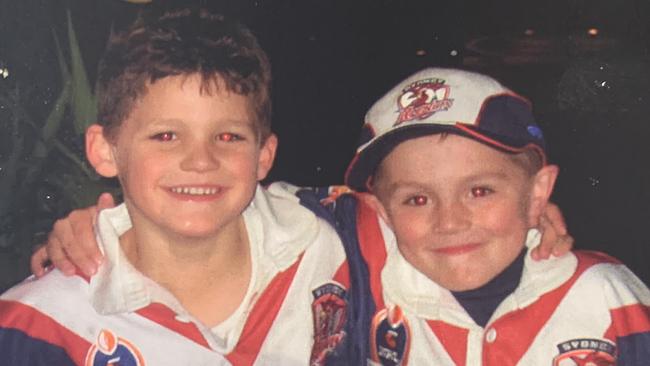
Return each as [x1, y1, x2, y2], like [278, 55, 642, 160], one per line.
[376, 133, 527, 183]
[115, 75, 256, 130]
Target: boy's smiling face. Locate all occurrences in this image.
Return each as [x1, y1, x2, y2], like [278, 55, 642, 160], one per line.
[88, 74, 276, 240]
[370, 134, 556, 291]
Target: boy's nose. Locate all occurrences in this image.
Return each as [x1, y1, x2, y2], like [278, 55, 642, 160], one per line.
[432, 200, 470, 234]
[180, 142, 220, 172]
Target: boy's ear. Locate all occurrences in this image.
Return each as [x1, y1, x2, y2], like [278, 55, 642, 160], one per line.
[527, 164, 559, 227]
[361, 193, 393, 230]
[256, 133, 278, 181]
[86, 124, 118, 178]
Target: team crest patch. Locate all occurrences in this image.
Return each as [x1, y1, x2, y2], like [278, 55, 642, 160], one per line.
[85, 329, 145, 366]
[370, 305, 411, 366]
[310, 282, 347, 365]
[395, 78, 453, 125]
[552, 338, 616, 366]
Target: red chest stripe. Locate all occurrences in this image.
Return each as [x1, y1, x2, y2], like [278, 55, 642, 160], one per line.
[426, 321, 469, 366]
[481, 251, 610, 364]
[226, 254, 303, 365]
[136, 303, 210, 348]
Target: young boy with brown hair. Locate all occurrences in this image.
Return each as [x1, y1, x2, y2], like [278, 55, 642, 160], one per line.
[0, 7, 351, 365]
[342, 68, 650, 365]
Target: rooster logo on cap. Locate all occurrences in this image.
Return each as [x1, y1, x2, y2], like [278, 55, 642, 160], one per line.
[395, 78, 452, 125]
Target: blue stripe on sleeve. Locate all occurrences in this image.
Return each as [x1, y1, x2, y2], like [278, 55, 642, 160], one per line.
[618, 331, 650, 366]
[0, 328, 75, 366]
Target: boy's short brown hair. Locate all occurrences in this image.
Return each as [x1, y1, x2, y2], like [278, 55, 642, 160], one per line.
[96, 7, 272, 142]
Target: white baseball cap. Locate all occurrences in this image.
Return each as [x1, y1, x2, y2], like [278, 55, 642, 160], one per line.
[344, 68, 547, 192]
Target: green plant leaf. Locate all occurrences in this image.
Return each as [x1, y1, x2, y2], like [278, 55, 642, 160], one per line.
[67, 10, 97, 135]
[53, 28, 70, 83]
[33, 83, 71, 158]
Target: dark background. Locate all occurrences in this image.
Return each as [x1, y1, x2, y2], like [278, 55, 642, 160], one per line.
[1, 0, 649, 290]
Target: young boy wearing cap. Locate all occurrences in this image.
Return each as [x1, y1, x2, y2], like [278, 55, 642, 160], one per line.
[343, 68, 650, 365]
[0, 8, 353, 365]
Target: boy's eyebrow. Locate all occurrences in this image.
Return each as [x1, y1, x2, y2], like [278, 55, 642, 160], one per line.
[460, 170, 511, 182]
[381, 170, 514, 194]
[145, 117, 255, 129]
[380, 180, 429, 195]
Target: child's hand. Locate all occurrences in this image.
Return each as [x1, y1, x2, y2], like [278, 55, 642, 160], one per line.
[531, 203, 574, 260]
[30, 193, 115, 277]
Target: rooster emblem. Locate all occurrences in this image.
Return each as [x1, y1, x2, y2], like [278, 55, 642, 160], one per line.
[395, 78, 452, 125]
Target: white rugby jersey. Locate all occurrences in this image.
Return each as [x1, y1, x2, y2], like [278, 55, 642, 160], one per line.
[0, 183, 350, 366]
[351, 198, 650, 366]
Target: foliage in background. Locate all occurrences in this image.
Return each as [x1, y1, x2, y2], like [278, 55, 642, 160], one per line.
[0, 11, 119, 291]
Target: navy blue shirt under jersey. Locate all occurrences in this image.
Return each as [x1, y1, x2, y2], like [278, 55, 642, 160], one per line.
[452, 248, 527, 327]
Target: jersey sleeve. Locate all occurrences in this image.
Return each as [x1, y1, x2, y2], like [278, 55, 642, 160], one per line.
[0, 300, 77, 366]
[600, 264, 650, 365]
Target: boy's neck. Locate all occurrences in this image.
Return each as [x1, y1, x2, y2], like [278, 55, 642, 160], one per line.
[119, 215, 252, 326]
[451, 247, 527, 327]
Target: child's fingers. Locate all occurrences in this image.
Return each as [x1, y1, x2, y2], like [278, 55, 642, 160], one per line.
[542, 203, 568, 236]
[66, 207, 104, 276]
[544, 204, 574, 256]
[45, 233, 77, 276]
[97, 192, 116, 211]
[30, 245, 51, 278]
[533, 212, 574, 261]
[552, 235, 574, 257]
[533, 215, 556, 260]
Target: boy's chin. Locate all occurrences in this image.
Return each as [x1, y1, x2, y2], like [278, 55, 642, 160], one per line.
[433, 274, 494, 292]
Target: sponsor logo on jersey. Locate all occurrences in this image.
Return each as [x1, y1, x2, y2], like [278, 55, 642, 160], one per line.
[310, 282, 347, 365]
[395, 78, 452, 125]
[552, 338, 616, 366]
[370, 305, 411, 366]
[85, 329, 145, 366]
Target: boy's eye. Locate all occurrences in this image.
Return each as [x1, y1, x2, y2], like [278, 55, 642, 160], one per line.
[217, 132, 243, 142]
[405, 195, 428, 206]
[470, 186, 493, 198]
[151, 132, 176, 141]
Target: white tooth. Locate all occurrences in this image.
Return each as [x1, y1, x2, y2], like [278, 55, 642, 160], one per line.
[171, 186, 219, 195]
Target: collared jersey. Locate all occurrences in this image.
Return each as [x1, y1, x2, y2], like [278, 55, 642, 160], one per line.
[0, 183, 349, 366]
[346, 196, 650, 366]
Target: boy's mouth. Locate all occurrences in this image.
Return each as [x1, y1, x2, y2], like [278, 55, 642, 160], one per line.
[168, 186, 221, 196]
[433, 242, 483, 256]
